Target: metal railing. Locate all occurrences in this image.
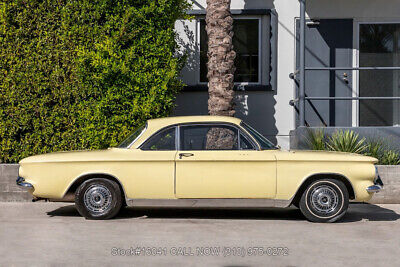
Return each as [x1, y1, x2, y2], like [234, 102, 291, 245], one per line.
[298, 0, 306, 126]
[294, 66, 400, 101]
[289, 67, 400, 101]
[305, 67, 400, 70]
[296, 0, 400, 126]
[290, 65, 400, 127]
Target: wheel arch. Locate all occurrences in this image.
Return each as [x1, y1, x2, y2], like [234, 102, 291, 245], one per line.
[290, 173, 355, 207]
[63, 173, 127, 204]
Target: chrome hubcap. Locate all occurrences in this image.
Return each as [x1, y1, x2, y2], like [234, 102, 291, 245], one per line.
[310, 185, 339, 214]
[83, 185, 112, 214]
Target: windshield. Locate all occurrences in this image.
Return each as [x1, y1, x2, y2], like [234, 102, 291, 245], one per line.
[117, 123, 147, 148]
[240, 122, 277, 150]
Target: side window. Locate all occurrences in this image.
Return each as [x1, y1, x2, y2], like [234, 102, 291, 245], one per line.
[141, 127, 176, 151]
[239, 133, 256, 150]
[180, 125, 238, 150]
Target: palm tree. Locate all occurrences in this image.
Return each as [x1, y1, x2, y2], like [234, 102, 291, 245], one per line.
[205, 0, 236, 149]
[205, 0, 236, 116]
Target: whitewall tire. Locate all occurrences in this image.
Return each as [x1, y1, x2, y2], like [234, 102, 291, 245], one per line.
[299, 178, 349, 223]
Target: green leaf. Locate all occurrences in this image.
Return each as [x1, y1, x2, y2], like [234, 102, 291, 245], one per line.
[0, 0, 190, 162]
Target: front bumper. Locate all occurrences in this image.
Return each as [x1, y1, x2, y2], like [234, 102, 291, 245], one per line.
[366, 170, 384, 193]
[366, 185, 382, 193]
[16, 176, 33, 188]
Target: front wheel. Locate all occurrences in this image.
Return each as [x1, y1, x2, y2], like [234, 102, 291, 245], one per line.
[75, 178, 123, 220]
[299, 178, 349, 223]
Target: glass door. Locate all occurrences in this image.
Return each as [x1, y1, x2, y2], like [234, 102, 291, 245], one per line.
[359, 23, 400, 126]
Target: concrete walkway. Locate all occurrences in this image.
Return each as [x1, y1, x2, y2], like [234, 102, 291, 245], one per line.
[1, 203, 399, 266]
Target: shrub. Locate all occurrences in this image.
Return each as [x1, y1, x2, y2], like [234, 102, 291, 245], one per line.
[306, 130, 400, 165]
[327, 130, 367, 154]
[381, 150, 400, 165]
[0, 0, 190, 162]
[305, 129, 326, 150]
[364, 139, 384, 159]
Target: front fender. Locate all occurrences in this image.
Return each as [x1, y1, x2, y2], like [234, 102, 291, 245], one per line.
[276, 161, 376, 202]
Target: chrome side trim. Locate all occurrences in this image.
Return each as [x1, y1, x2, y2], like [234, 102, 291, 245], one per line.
[16, 177, 33, 188]
[126, 198, 291, 208]
[367, 185, 382, 193]
[127, 123, 148, 149]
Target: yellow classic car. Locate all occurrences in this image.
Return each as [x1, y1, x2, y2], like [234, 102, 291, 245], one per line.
[17, 116, 383, 222]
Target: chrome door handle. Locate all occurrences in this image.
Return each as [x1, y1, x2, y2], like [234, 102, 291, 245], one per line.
[179, 153, 194, 159]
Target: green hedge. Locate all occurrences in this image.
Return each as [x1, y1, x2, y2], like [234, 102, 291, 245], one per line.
[0, 0, 190, 162]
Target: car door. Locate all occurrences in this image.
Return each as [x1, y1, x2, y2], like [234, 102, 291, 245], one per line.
[175, 123, 276, 198]
[127, 126, 177, 199]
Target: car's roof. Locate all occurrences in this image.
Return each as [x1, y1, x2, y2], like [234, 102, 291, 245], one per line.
[147, 115, 242, 128]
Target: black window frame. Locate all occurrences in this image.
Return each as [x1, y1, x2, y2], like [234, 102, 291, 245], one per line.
[182, 9, 278, 92]
[199, 18, 261, 84]
[139, 126, 178, 151]
[138, 122, 261, 152]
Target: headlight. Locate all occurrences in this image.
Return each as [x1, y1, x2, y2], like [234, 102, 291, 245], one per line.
[18, 165, 24, 178]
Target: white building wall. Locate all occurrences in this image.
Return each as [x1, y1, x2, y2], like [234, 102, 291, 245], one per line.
[271, 0, 299, 148]
[173, 0, 400, 149]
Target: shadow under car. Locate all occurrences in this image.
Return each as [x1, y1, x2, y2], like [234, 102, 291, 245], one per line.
[46, 203, 400, 223]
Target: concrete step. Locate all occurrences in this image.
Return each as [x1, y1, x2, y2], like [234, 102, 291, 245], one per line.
[0, 164, 31, 202]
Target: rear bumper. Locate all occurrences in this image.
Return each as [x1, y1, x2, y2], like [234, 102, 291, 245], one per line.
[16, 176, 33, 188]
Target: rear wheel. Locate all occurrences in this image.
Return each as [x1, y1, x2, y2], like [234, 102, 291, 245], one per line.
[75, 178, 123, 220]
[299, 178, 349, 223]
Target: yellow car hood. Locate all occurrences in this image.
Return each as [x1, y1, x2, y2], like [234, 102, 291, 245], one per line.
[19, 148, 122, 164]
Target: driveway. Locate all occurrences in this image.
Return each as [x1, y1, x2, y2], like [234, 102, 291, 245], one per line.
[0, 203, 399, 266]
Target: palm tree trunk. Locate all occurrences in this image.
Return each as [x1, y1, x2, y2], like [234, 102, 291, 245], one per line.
[205, 0, 236, 149]
[206, 0, 236, 116]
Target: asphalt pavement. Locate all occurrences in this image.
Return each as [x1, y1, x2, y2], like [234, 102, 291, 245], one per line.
[1, 202, 399, 266]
